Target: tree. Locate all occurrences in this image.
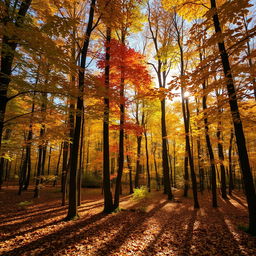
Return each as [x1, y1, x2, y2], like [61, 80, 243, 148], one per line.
[147, 0, 173, 200]
[65, 0, 96, 221]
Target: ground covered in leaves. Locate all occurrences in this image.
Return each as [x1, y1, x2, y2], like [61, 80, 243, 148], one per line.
[1, 185, 256, 256]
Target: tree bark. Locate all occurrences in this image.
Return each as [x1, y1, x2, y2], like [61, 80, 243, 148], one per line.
[144, 130, 151, 192]
[114, 31, 126, 209]
[211, 0, 256, 234]
[0, 0, 32, 149]
[66, 0, 96, 221]
[228, 128, 234, 195]
[161, 99, 173, 200]
[202, 81, 217, 208]
[103, 26, 114, 213]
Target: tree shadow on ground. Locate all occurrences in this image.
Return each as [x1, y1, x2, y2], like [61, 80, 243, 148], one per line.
[94, 200, 172, 256]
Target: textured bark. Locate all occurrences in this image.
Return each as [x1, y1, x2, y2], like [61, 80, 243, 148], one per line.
[228, 129, 234, 195]
[61, 141, 69, 206]
[144, 131, 151, 192]
[0, 0, 32, 149]
[217, 121, 227, 199]
[66, 0, 96, 221]
[78, 108, 85, 206]
[185, 98, 200, 208]
[211, 0, 256, 234]
[202, 82, 217, 208]
[114, 32, 126, 209]
[135, 135, 142, 188]
[161, 99, 173, 200]
[0, 157, 5, 190]
[103, 27, 113, 213]
[53, 143, 62, 187]
[34, 91, 47, 198]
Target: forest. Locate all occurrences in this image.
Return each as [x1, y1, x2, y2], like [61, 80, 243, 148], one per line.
[0, 0, 256, 255]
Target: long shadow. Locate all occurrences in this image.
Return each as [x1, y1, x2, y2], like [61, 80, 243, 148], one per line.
[94, 200, 170, 256]
[195, 203, 245, 255]
[1, 199, 105, 230]
[0, 198, 98, 223]
[0, 203, 66, 223]
[0, 219, 63, 242]
[2, 198, 143, 256]
[2, 212, 106, 256]
[0, 207, 68, 231]
[139, 204, 191, 256]
[178, 209, 198, 256]
[230, 194, 247, 209]
[1, 202, 106, 241]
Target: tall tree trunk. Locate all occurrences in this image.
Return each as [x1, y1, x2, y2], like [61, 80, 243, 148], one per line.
[34, 130, 44, 198]
[47, 146, 52, 175]
[65, 0, 96, 220]
[0, 0, 32, 150]
[181, 89, 189, 198]
[24, 146, 31, 190]
[78, 108, 85, 206]
[61, 141, 68, 205]
[161, 99, 173, 200]
[53, 143, 62, 186]
[34, 91, 47, 198]
[18, 133, 29, 195]
[114, 32, 126, 209]
[135, 135, 142, 188]
[0, 157, 4, 190]
[216, 115, 227, 199]
[202, 81, 217, 208]
[125, 134, 133, 194]
[185, 98, 200, 208]
[211, 0, 256, 234]
[228, 128, 234, 195]
[144, 130, 151, 192]
[196, 99, 204, 193]
[103, 26, 114, 213]
[173, 140, 177, 188]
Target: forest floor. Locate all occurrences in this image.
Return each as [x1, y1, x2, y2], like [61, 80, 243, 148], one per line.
[0, 185, 256, 256]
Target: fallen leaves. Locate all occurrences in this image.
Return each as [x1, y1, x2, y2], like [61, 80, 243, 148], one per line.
[0, 186, 256, 255]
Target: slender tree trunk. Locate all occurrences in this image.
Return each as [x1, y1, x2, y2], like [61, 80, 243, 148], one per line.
[53, 143, 62, 186]
[135, 135, 142, 188]
[196, 100, 204, 193]
[78, 108, 85, 206]
[65, 0, 96, 220]
[217, 118, 227, 199]
[161, 99, 173, 200]
[34, 91, 47, 198]
[47, 146, 52, 175]
[19, 135, 29, 195]
[211, 0, 256, 234]
[125, 134, 133, 194]
[41, 142, 47, 177]
[228, 128, 234, 195]
[184, 97, 200, 208]
[144, 131, 151, 192]
[34, 133, 44, 198]
[61, 141, 68, 205]
[173, 140, 177, 188]
[202, 81, 217, 207]
[103, 26, 113, 213]
[0, 0, 32, 150]
[114, 32, 126, 209]
[0, 157, 5, 190]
